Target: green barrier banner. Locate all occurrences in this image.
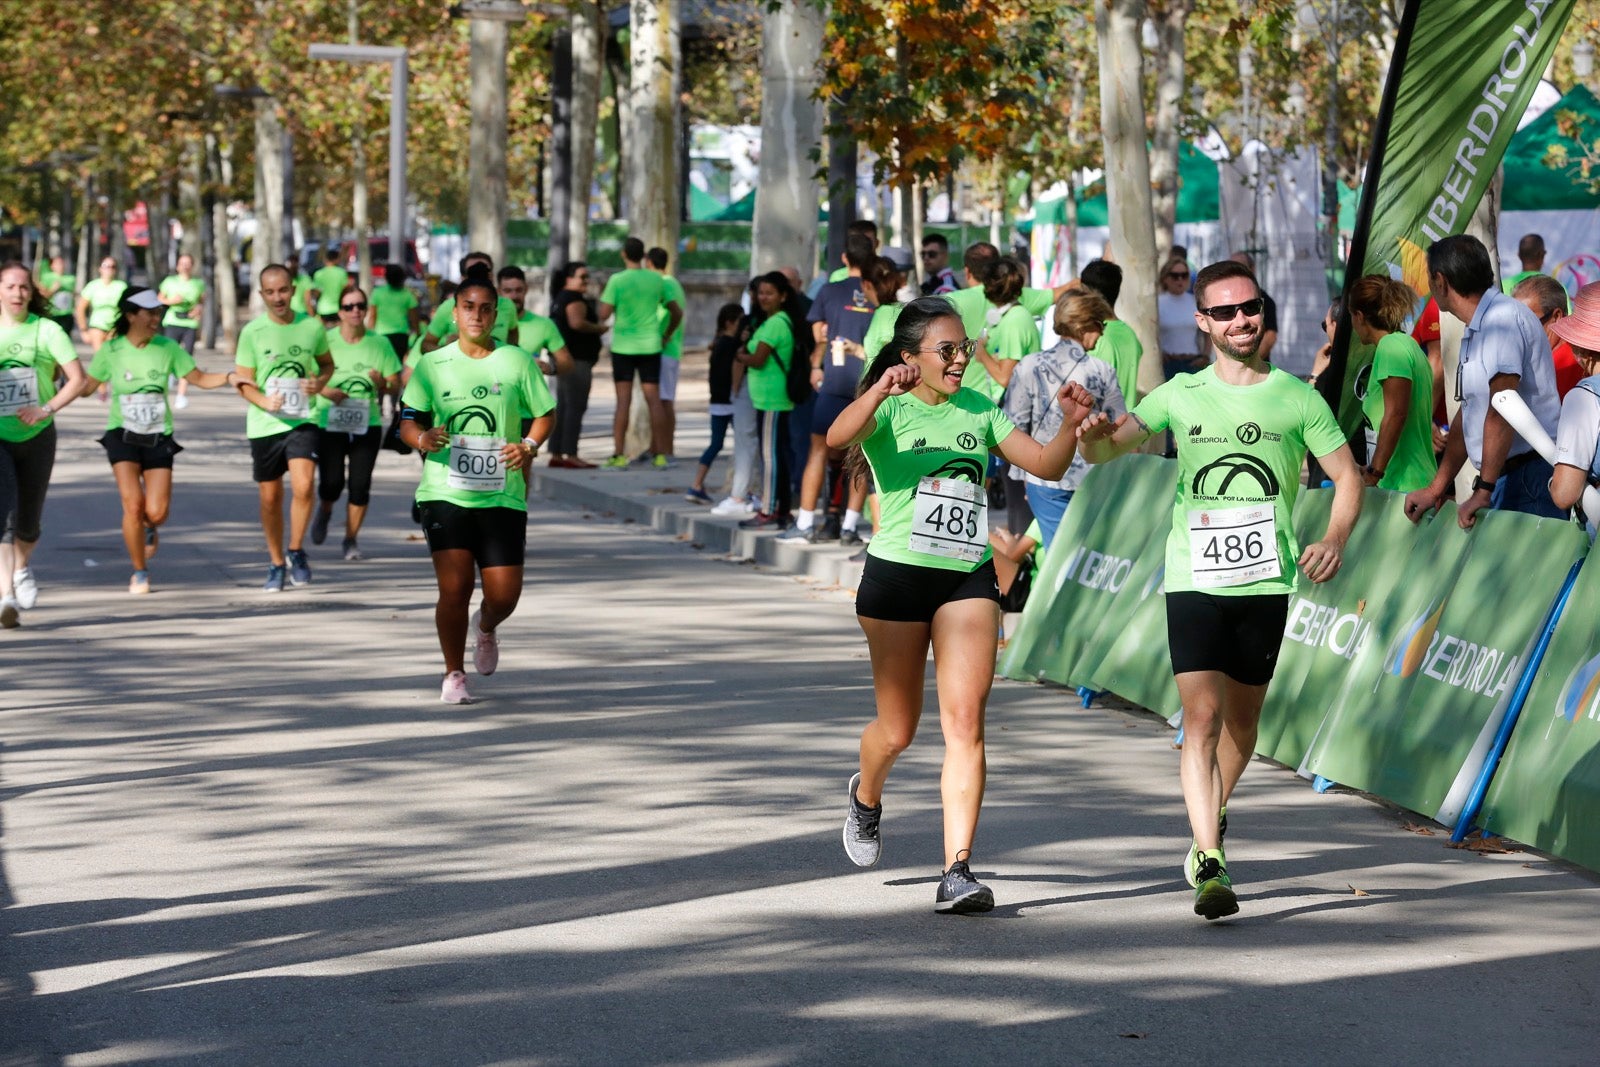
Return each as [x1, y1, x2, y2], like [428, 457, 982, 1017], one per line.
[1076, 531, 1181, 720]
[1256, 489, 1415, 768]
[1304, 506, 1587, 818]
[1479, 543, 1600, 870]
[998, 456, 1175, 688]
[1330, 0, 1576, 434]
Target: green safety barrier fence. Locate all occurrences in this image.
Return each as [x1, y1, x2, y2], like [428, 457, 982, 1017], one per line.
[1302, 506, 1586, 821]
[1478, 542, 1600, 871]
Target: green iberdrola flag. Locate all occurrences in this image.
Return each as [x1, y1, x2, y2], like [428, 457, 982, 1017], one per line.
[1325, 0, 1576, 434]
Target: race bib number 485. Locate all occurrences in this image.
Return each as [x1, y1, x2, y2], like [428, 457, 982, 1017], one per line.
[1188, 504, 1280, 588]
[909, 476, 988, 563]
[446, 434, 506, 492]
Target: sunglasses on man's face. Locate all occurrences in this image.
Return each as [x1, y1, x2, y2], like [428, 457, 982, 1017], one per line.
[1200, 298, 1264, 322]
[341, 302, 368, 312]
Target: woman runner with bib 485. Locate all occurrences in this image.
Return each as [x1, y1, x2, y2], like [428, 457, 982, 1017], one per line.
[399, 275, 555, 705]
[828, 297, 1096, 914]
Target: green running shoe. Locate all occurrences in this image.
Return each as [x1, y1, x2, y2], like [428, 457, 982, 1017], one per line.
[1184, 806, 1228, 888]
[600, 454, 630, 470]
[1193, 851, 1239, 920]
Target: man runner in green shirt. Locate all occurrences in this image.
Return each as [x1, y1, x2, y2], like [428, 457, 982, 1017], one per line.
[233, 264, 334, 592]
[1078, 259, 1363, 921]
[159, 253, 206, 410]
[307, 247, 350, 326]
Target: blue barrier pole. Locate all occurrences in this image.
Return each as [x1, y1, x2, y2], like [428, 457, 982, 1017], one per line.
[1076, 686, 1102, 708]
[1449, 556, 1584, 844]
[1312, 776, 1337, 794]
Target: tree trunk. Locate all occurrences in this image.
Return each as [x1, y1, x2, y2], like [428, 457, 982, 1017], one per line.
[147, 186, 170, 282]
[824, 97, 857, 271]
[1096, 0, 1162, 399]
[1150, 0, 1189, 263]
[550, 29, 573, 271]
[350, 0, 371, 289]
[208, 134, 240, 350]
[569, 0, 603, 256]
[625, 0, 681, 252]
[751, 0, 823, 276]
[251, 97, 287, 315]
[468, 17, 510, 266]
[107, 170, 127, 272]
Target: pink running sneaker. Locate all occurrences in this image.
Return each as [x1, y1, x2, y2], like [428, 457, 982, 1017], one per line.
[470, 609, 499, 676]
[440, 670, 473, 704]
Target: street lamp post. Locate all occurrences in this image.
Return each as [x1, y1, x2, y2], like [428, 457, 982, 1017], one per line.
[308, 44, 409, 272]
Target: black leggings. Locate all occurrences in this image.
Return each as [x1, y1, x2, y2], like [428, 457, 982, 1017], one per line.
[0, 424, 56, 545]
[316, 426, 382, 507]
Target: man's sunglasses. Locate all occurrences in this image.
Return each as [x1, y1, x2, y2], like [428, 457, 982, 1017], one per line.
[1200, 298, 1264, 322]
[341, 302, 368, 312]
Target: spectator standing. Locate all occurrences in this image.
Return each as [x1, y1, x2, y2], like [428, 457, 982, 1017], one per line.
[1347, 275, 1438, 493]
[1003, 290, 1127, 547]
[965, 256, 1037, 404]
[918, 234, 959, 296]
[1404, 235, 1565, 526]
[1502, 233, 1547, 295]
[1549, 282, 1600, 513]
[597, 237, 682, 469]
[736, 272, 807, 530]
[548, 261, 605, 468]
[647, 247, 689, 460]
[1513, 274, 1584, 399]
[1157, 257, 1203, 378]
[1078, 259, 1143, 404]
[687, 303, 744, 504]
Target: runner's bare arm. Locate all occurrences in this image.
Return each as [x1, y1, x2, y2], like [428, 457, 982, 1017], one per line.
[827, 364, 917, 449]
[1300, 442, 1362, 583]
[1404, 408, 1466, 522]
[232, 366, 282, 412]
[1077, 411, 1152, 464]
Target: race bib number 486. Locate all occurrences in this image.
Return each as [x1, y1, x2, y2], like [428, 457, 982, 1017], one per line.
[1188, 504, 1280, 588]
[909, 476, 988, 563]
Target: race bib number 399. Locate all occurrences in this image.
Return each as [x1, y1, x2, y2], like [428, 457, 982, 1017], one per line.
[0, 366, 39, 417]
[325, 397, 370, 433]
[909, 476, 988, 563]
[1188, 504, 1281, 588]
[446, 434, 506, 492]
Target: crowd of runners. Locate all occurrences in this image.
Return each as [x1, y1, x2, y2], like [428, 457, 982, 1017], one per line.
[4, 222, 1598, 923]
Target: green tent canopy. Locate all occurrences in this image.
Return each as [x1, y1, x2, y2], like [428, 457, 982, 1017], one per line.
[1502, 84, 1600, 212]
[1031, 141, 1221, 228]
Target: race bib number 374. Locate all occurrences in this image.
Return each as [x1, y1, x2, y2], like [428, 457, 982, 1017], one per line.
[1188, 504, 1280, 588]
[0, 366, 38, 416]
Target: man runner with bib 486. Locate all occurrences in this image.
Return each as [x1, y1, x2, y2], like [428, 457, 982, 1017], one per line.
[1077, 259, 1362, 920]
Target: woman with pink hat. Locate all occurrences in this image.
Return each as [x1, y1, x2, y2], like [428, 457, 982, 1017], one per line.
[1550, 281, 1600, 512]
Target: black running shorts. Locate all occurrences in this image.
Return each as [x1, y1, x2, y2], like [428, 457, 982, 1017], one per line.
[101, 431, 183, 470]
[856, 554, 1000, 624]
[1165, 590, 1291, 686]
[611, 352, 663, 384]
[249, 424, 319, 482]
[417, 500, 527, 568]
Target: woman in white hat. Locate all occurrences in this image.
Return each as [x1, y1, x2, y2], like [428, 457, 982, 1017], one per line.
[1549, 281, 1600, 513]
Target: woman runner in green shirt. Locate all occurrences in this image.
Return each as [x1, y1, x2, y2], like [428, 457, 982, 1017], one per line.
[399, 276, 555, 705]
[0, 262, 86, 626]
[827, 297, 1095, 914]
[74, 288, 235, 594]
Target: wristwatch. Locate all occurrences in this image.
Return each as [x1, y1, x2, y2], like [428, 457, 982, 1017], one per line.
[1365, 465, 1385, 480]
[522, 436, 541, 456]
[1472, 475, 1496, 494]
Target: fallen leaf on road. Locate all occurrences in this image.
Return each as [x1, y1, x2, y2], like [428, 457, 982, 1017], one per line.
[405, 534, 424, 542]
[1120, 1033, 1146, 1040]
[1447, 832, 1520, 854]
[691, 543, 705, 550]
[1347, 884, 1370, 897]
[1400, 821, 1437, 836]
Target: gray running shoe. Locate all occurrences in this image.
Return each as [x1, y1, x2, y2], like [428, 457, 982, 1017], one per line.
[310, 507, 331, 546]
[935, 856, 995, 914]
[842, 772, 882, 868]
[342, 538, 363, 561]
[263, 564, 287, 593]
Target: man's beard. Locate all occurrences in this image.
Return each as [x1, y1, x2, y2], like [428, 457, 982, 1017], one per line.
[1215, 327, 1261, 362]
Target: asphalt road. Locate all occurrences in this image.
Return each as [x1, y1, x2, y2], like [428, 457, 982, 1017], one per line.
[3, 361, 1599, 1066]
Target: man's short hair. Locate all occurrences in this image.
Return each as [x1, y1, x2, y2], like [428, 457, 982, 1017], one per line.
[1426, 234, 1495, 298]
[622, 237, 646, 262]
[962, 241, 1000, 282]
[921, 233, 948, 252]
[1518, 233, 1546, 262]
[846, 219, 877, 240]
[459, 251, 492, 274]
[497, 265, 526, 284]
[844, 233, 876, 269]
[1514, 274, 1568, 319]
[1228, 250, 1256, 271]
[646, 246, 669, 270]
[324, 246, 341, 263]
[1079, 259, 1123, 308]
[1193, 260, 1259, 307]
[259, 263, 293, 287]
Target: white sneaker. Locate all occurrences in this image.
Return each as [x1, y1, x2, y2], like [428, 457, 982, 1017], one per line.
[12, 569, 37, 610]
[0, 596, 18, 628]
[710, 496, 754, 516]
[173, 394, 190, 411]
[470, 608, 499, 676]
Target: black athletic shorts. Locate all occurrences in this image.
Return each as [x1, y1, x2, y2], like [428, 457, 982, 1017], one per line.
[250, 424, 319, 482]
[1165, 590, 1291, 686]
[101, 431, 183, 470]
[611, 352, 662, 384]
[856, 554, 1000, 624]
[417, 500, 527, 568]
[161, 325, 197, 354]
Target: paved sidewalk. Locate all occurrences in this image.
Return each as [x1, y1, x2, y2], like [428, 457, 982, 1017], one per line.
[1, 351, 1599, 1065]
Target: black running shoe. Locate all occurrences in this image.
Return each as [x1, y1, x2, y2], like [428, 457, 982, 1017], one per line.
[935, 857, 994, 914]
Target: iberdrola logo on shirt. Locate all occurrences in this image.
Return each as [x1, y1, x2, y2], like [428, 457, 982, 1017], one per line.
[445, 405, 498, 434]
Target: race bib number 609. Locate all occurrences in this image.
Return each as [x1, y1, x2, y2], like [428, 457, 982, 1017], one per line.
[446, 434, 507, 492]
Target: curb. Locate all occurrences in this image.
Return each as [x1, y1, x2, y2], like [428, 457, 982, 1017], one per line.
[531, 467, 868, 588]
